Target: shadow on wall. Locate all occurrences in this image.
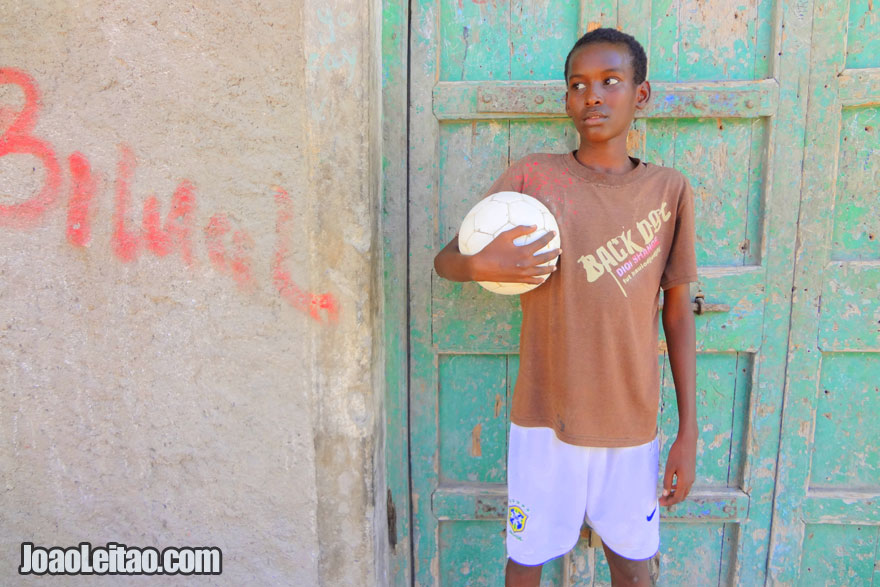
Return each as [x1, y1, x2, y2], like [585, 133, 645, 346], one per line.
[0, 67, 338, 324]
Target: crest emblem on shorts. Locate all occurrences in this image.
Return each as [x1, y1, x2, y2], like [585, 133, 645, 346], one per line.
[508, 506, 528, 533]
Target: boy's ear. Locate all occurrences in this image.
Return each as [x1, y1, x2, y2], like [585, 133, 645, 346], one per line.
[635, 80, 651, 110]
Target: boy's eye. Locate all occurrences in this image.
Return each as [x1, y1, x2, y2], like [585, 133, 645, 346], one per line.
[605, 78, 620, 85]
[573, 82, 586, 90]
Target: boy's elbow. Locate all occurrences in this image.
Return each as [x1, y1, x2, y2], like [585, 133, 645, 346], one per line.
[662, 287, 695, 330]
[433, 254, 446, 277]
[434, 251, 454, 281]
[434, 238, 466, 281]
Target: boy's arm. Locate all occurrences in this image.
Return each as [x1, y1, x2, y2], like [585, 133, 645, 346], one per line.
[434, 226, 560, 283]
[659, 283, 697, 507]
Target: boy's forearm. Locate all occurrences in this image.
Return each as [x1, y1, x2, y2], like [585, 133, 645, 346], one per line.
[435, 227, 559, 284]
[434, 237, 474, 282]
[663, 286, 697, 438]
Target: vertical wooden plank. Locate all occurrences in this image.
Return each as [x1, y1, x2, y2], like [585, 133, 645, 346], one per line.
[644, 119, 677, 167]
[439, 121, 511, 242]
[799, 525, 880, 585]
[618, 0, 651, 49]
[811, 354, 880, 486]
[650, 0, 681, 81]
[674, 118, 758, 267]
[381, 0, 411, 584]
[658, 523, 726, 585]
[676, 0, 765, 81]
[831, 108, 880, 261]
[658, 354, 746, 487]
[578, 0, 617, 35]
[648, 0, 775, 82]
[718, 523, 741, 586]
[727, 354, 752, 487]
[753, 0, 774, 78]
[439, 0, 511, 81]
[845, 0, 880, 69]
[736, 0, 816, 583]
[409, 1, 442, 584]
[743, 118, 767, 266]
[509, 119, 577, 162]
[765, 0, 847, 584]
[438, 355, 508, 485]
[510, 0, 579, 81]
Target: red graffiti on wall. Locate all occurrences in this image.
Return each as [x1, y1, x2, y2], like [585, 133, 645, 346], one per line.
[204, 213, 256, 292]
[272, 187, 339, 323]
[111, 144, 196, 265]
[67, 152, 96, 247]
[0, 67, 338, 324]
[0, 68, 62, 227]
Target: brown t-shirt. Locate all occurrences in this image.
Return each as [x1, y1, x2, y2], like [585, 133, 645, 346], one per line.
[484, 152, 698, 447]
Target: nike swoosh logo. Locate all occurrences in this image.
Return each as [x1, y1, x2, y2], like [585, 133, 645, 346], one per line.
[646, 506, 657, 521]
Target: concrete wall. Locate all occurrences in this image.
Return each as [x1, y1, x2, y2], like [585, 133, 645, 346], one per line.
[0, 1, 382, 585]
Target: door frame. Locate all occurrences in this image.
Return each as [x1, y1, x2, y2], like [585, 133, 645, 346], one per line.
[381, 0, 412, 585]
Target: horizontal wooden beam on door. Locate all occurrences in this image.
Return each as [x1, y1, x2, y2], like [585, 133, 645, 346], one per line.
[432, 484, 751, 522]
[838, 67, 880, 107]
[802, 488, 880, 524]
[433, 79, 780, 120]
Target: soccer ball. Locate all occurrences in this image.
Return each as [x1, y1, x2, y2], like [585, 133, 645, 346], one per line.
[457, 191, 561, 295]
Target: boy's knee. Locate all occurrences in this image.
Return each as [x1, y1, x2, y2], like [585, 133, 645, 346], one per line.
[505, 558, 543, 587]
[603, 547, 657, 586]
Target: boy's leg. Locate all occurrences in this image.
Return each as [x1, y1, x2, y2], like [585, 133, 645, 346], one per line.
[584, 437, 661, 562]
[506, 425, 589, 573]
[602, 544, 657, 586]
[505, 559, 542, 587]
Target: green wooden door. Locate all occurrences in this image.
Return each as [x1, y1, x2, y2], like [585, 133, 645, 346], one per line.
[401, 0, 861, 585]
[767, 2, 880, 585]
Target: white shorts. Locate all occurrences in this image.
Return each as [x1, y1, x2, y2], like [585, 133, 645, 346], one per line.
[506, 424, 660, 565]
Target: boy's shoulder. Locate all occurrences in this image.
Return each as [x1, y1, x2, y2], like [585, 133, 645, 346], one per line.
[510, 152, 566, 169]
[643, 161, 691, 187]
[642, 160, 687, 180]
[509, 153, 692, 196]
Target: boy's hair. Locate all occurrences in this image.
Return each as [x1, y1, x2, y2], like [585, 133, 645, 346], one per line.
[564, 28, 648, 85]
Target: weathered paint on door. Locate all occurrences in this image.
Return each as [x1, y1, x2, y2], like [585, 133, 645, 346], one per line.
[389, 0, 879, 585]
[768, 1, 880, 585]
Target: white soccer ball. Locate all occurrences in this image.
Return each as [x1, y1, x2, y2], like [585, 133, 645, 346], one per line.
[457, 191, 561, 295]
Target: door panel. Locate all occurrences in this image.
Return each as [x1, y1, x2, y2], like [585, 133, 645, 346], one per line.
[409, 1, 807, 584]
[769, 1, 880, 584]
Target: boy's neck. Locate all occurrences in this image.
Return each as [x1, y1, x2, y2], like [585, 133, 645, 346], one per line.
[573, 141, 636, 175]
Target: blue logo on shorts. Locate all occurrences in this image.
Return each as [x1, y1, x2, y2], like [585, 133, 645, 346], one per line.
[646, 506, 657, 522]
[508, 506, 528, 533]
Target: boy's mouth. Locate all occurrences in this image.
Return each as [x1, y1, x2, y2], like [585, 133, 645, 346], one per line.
[582, 111, 607, 123]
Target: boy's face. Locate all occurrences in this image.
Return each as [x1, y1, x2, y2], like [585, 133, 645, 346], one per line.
[564, 42, 650, 147]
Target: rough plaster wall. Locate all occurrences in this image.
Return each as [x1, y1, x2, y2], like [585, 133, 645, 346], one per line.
[1, 1, 378, 585]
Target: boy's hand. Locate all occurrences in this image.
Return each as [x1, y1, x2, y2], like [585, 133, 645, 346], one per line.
[469, 225, 560, 283]
[659, 434, 696, 507]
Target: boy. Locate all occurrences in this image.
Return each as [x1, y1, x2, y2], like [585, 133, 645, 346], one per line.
[433, 28, 697, 586]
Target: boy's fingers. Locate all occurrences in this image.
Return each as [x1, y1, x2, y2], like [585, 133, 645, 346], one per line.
[500, 224, 539, 240]
[526, 264, 556, 277]
[523, 230, 557, 253]
[659, 466, 676, 505]
[660, 490, 682, 507]
[663, 465, 675, 493]
[531, 249, 561, 265]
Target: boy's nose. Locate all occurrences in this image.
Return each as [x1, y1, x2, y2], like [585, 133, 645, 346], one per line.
[584, 85, 603, 104]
